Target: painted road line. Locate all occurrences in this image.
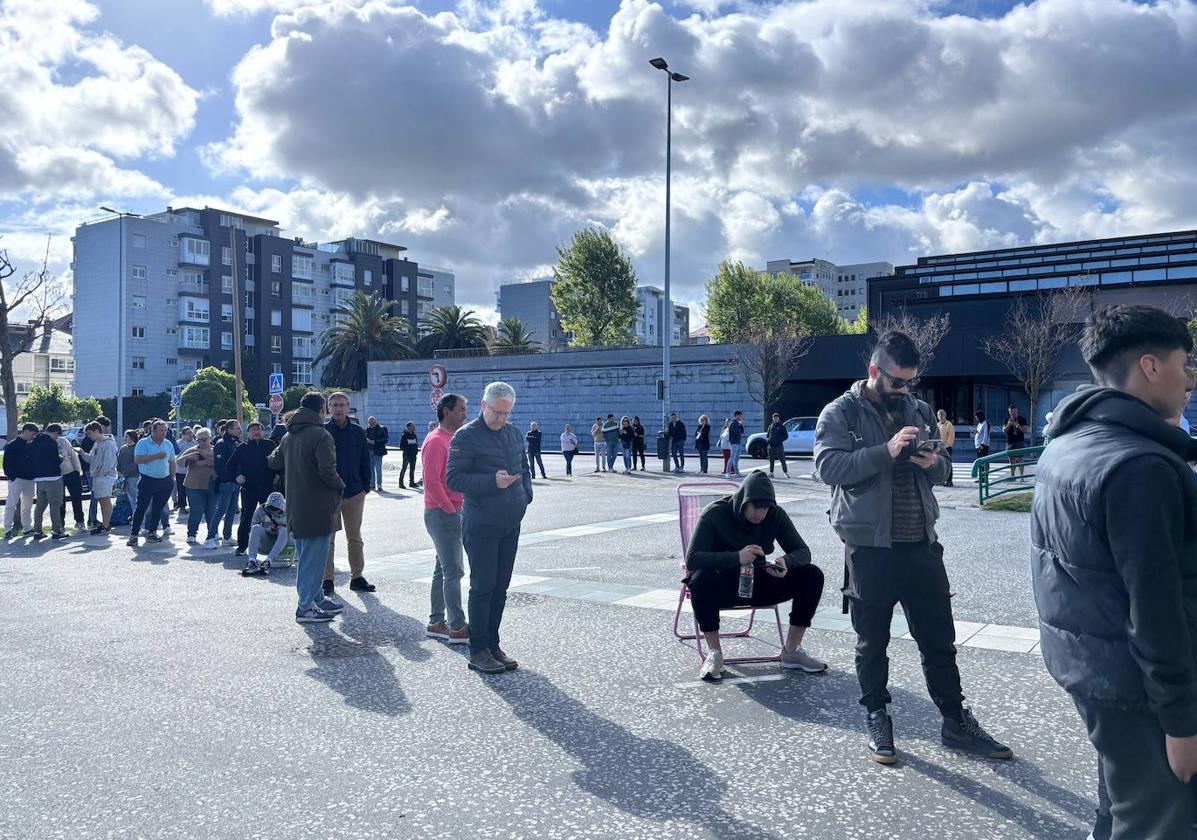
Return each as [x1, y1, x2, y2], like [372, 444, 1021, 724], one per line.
[673, 674, 787, 689]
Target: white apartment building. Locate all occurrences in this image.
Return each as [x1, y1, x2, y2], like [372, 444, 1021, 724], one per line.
[765, 257, 894, 319]
[633, 286, 690, 347]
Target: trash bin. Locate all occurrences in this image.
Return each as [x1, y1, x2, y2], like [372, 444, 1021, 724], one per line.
[656, 430, 670, 470]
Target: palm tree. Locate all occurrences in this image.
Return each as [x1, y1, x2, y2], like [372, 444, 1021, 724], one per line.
[490, 316, 540, 354]
[417, 304, 489, 357]
[313, 291, 415, 391]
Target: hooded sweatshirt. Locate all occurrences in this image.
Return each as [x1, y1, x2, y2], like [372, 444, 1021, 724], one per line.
[251, 491, 287, 535]
[684, 470, 811, 579]
[1032, 386, 1197, 736]
[81, 434, 119, 480]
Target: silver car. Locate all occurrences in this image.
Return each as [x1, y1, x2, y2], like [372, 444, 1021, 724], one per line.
[746, 417, 818, 459]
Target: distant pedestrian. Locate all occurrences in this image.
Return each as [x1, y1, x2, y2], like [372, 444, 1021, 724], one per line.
[323, 392, 375, 596]
[267, 391, 346, 624]
[177, 428, 219, 548]
[175, 426, 196, 512]
[127, 420, 176, 547]
[47, 424, 84, 531]
[230, 421, 277, 562]
[974, 410, 991, 458]
[729, 411, 745, 475]
[718, 419, 732, 476]
[446, 381, 533, 675]
[1003, 404, 1029, 479]
[115, 430, 140, 513]
[602, 414, 620, 471]
[695, 415, 711, 474]
[526, 421, 546, 478]
[632, 416, 647, 470]
[591, 417, 606, 473]
[398, 422, 419, 489]
[79, 421, 117, 534]
[669, 413, 687, 472]
[423, 393, 470, 646]
[365, 416, 389, 491]
[560, 424, 578, 476]
[619, 416, 634, 473]
[80, 415, 112, 527]
[212, 420, 243, 544]
[30, 425, 67, 540]
[937, 410, 956, 487]
[767, 412, 789, 478]
[2, 424, 36, 538]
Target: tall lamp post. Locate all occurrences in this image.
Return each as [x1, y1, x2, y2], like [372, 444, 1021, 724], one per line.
[649, 57, 688, 436]
[99, 206, 140, 437]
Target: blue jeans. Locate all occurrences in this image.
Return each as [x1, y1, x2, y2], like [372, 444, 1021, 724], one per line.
[186, 486, 218, 541]
[425, 508, 466, 630]
[213, 481, 240, 540]
[622, 445, 632, 470]
[370, 454, 384, 489]
[295, 534, 333, 613]
[729, 443, 742, 473]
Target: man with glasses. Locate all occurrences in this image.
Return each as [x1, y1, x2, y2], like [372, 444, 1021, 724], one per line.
[815, 330, 1011, 766]
[446, 382, 533, 675]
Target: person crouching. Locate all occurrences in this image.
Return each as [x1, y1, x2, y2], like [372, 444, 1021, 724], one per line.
[241, 491, 288, 577]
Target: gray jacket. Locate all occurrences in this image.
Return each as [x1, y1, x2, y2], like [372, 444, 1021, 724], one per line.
[814, 380, 950, 548]
[82, 435, 119, 480]
[446, 415, 532, 529]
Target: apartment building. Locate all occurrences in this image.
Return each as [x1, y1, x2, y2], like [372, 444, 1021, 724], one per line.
[633, 286, 690, 347]
[765, 257, 893, 319]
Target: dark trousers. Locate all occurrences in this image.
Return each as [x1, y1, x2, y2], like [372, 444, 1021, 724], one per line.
[688, 563, 824, 633]
[61, 471, 84, 525]
[400, 451, 417, 486]
[768, 445, 788, 475]
[563, 450, 575, 475]
[528, 451, 546, 478]
[845, 541, 964, 717]
[236, 484, 271, 551]
[1075, 697, 1197, 839]
[463, 521, 521, 656]
[130, 475, 173, 536]
[175, 473, 188, 509]
[697, 448, 709, 473]
[671, 440, 685, 469]
[633, 441, 646, 469]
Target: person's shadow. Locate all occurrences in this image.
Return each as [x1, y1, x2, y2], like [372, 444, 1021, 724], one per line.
[484, 670, 781, 839]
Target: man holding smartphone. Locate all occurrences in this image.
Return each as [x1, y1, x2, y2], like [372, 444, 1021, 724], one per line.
[815, 330, 1011, 765]
[447, 381, 533, 675]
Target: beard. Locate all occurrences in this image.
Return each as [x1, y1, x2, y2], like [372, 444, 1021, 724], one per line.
[879, 389, 906, 413]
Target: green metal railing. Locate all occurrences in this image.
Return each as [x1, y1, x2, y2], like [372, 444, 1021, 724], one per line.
[970, 445, 1045, 506]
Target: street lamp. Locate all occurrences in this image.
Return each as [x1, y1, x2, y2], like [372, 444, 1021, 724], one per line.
[100, 206, 140, 436]
[649, 57, 688, 440]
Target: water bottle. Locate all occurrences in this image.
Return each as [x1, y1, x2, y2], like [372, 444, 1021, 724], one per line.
[738, 562, 754, 599]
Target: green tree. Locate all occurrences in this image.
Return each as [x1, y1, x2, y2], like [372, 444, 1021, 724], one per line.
[281, 384, 311, 413]
[18, 384, 76, 426]
[417, 304, 489, 357]
[843, 305, 869, 335]
[177, 366, 255, 425]
[490, 317, 540, 354]
[73, 395, 103, 423]
[550, 228, 638, 346]
[313, 291, 415, 391]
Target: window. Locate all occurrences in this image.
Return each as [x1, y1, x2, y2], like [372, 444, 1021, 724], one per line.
[271, 309, 282, 327]
[222, 275, 233, 294]
[131, 326, 145, 338]
[364, 269, 372, 286]
[165, 269, 177, 277]
[131, 265, 146, 280]
[131, 233, 147, 248]
[292, 336, 314, 357]
[271, 335, 282, 353]
[131, 388, 145, 397]
[132, 356, 146, 370]
[50, 357, 74, 372]
[219, 213, 243, 229]
[271, 280, 281, 297]
[132, 294, 146, 309]
[182, 237, 210, 265]
[293, 254, 313, 280]
[264, 254, 279, 274]
[166, 357, 177, 365]
[292, 360, 312, 385]
[222, 331, 233, 350]
[221, 304, 232, 323]
[271, 363, 282, 375]
[418, 276, 433, 297]
[182, 298, 209, 322]
[400, 275, 410, 292]
[166, 327, 176, 335]
[332, 262, 355, 284]
[222, 246, 232, 266]
[292, 309, 312, 332]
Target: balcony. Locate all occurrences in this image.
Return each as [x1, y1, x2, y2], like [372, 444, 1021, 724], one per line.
[179, 280, 209, 295]
[244, 307, 255, 319]
[244, 335, 255, 347]
[179, 337, 209, 350]
[292, 287, 314, 307]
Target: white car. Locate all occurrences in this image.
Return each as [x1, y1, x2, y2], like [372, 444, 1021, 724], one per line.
[746, 417, 818, 459]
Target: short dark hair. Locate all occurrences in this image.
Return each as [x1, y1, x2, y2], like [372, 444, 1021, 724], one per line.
[247, 421, 263, 431]
[1081, 304, 1193, 386]
[85, 422, 102, 434]
[124, 429, 138, 442]
[436, 393, 463, 422]
[734, 410, 743, 417]
[141, 420, 152, 428]
[975, 409, 986, 421]
[21, 422, 39, 433]
[300, 391, 325, 413]
[95, 415, 111, 427]
[870, 330, 921, 370]
[46, 423, 63, 435]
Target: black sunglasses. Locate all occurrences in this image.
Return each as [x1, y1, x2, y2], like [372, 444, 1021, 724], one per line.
[877, 365, 920, 390]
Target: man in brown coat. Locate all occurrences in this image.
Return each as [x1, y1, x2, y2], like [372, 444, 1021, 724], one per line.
[267, 392, 346, 624]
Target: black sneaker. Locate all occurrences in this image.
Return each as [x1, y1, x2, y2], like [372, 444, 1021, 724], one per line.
[492, 648, 518, 671]
[349, 576, 376, 592]
[867, 709, 898, 765]
[30, 531, 47, 541]
[89, 526, 108, 536]
[234, 548, 246, 557]
[145, 531, 163, 543]
[322, 579, 334, 596]
[127, 535, 138, 547]
[51, 531, 67, 541]
[467, 651, 508, 675]
[942, 708, 1013, 759]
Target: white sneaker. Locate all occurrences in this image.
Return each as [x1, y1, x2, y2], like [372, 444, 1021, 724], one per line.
[186, 535, 197, 545]
[203, 538, 218, 550]
[699, 650, 724, 682]
[161, 525, 172, 536]
[780, 645, 828, 673]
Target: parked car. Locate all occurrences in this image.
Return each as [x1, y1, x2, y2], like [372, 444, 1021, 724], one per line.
[746, 417, 818, 459]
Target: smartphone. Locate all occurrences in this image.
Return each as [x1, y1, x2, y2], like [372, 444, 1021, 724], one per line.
[917, 440, 946, 453]
[762, 558, 784, 571]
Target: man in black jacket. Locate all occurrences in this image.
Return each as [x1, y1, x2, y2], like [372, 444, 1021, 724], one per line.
[3, 424, 37, 538]
[365, 416, 388, 491]
[211, 420, 242, 544]
[1032, 305, 1197, 839]
[324, 392, 374, 596]
[398, 422, 419, 489]
[767, 412, 789, 477]
[29, 427, 66, 539]
[685, 470, 825, 682]
[230, 421, 278, 561]
[446, 381, 532, 675]
[669, 413, 687, 472]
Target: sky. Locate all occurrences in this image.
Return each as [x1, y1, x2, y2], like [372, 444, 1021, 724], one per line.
[3, 0, 1197, 327]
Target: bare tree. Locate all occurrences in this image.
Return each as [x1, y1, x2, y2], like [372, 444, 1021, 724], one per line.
[980, 284, 1092, 438]
[0, 238, 67, 438]
[735, 325, 814, 430]
[872, 308, 952, 375]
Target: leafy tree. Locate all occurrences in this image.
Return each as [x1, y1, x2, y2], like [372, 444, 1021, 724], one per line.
[843, 305, 869, 335]
[313, 291, 414, 391]
[177, 366, 255, 425]
[417, 304, 489, 357]
[490, 317, 540, 354]
[550, 228, 638, 346]
[281, 384, 311, 413]
[19, 384, 77, 426]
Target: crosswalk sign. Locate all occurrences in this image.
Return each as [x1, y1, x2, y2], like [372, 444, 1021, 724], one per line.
[269, 373, 285, 395]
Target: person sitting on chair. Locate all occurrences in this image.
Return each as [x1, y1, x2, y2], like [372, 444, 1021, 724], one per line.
[685, 470, 827, 682]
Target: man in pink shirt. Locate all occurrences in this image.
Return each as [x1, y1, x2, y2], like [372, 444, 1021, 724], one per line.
[424, 393, 470, 644]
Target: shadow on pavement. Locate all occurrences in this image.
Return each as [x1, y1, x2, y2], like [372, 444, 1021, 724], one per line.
[485, 669, 781, 840]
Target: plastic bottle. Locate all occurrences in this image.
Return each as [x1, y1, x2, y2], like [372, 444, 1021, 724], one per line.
[738, 562, 754, 599]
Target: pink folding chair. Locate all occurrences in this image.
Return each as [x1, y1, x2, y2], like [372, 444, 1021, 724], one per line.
[673, 481, 784, 665]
